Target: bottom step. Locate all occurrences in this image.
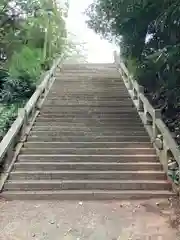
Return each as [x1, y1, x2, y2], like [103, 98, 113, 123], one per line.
[1, 190, 173, 200]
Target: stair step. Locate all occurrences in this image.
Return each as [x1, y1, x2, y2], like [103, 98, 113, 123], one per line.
[20, 147, 155, 155]
[9, 170, 166, 180]
[27, 136, 150, 142]
[39, 113, 140, 118]
[1, 190, 172, 200]
[41, 109, 137, 114]
[13, 162, 162, 171]
[29, 130, 147, 137]
[4, 180, 170, 191]
[36, 117, 141, 122]
[34, 121, 143, 126]
[43, 102, 134, 106]
[41, 106, 136, 111]
[34, 123, 143, 127]
[46, 97, 132, 101]
[47, 94, 130, 97]
[18, 154, 158, 162]
[24, 142, 152, 149]
[32, 126, 144, 131]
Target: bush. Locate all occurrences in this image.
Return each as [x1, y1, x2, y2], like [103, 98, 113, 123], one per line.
[0, 104, 18, 138]
[0, 69, 9, 89]
[8, 46, 43, 82]
[0, 74, 36, 104]
[0, 46, 43, 104]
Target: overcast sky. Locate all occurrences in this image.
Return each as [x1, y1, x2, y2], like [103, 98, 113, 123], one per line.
[66, 0, 116, 63]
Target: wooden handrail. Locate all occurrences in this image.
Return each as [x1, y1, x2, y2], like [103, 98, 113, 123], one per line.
[114, 51, 180, 188]
[0, 56, 63, 165]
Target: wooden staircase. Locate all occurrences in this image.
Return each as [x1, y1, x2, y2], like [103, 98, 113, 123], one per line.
[2, 63, 172, 199]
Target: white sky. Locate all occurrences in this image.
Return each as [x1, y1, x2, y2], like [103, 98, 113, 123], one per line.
[66, 0, 116, 63]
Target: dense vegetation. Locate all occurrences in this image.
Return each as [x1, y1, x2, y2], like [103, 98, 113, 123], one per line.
[86, 0, 180, 145]
[0, 0, 68, 137]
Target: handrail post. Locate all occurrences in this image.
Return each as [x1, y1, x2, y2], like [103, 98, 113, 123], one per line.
[113, 51, 118, 65]
[137, 86, 144, 112]
[152, 109, 161, 141]
[18, 108, 28, 138]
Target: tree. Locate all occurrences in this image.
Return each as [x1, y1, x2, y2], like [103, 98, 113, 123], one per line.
[0, 0, 69, 135]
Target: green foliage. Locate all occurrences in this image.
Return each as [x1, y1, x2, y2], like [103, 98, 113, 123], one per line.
[0, 104, 18, 137]
[86, 0, 180, 111]
[8, 46, 43, 81]
[0, 75, 36, 104]
[0, 0, 86, 137]
[86, 0, 162, 59]
[0, 0, 70, 137]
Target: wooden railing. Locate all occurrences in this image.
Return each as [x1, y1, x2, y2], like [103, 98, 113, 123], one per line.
[114, 51, 180, 192]
[0, 56, 63, 189]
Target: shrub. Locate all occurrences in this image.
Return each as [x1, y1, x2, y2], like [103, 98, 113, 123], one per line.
[0, 69, 9, 89]
[0, 46, 43, 104]
[8, 46, 43, 82]
[0, 104, 18, 138]
[0, 74, 36, 104]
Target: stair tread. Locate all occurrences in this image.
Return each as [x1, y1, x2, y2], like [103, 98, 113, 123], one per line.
[10, 170, 165, 173]
[6, 180, 168, 183]
[2, 190, 172, 195]
[14, 162, 161, 165]
[18, 154, 157, 157]
[25, 141, 151, 144]
[21, 147, 154, 150]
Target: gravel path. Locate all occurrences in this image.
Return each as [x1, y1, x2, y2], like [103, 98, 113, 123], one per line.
[0, 198, 179, 240]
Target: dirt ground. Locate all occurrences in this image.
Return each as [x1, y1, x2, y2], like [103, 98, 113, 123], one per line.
[0, 197, 180, 240]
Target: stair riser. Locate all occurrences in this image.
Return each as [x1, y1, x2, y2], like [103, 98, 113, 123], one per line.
[56, 69, 119, 72]
[48, 94, 130, 97]
[29, 131, 147, 137]
[39, 114, 139, 118]
[52, 75, 121, 79]
[46, 97, 132, 101]
[27, 136, 150, 142]
[47, 92, 129, 97]
[18, 155, 158, 162]
[50, 86, 126, 88]
[43, 102, 133, 106]
[24, 142, 152, 149]
[52, 85, 124, 87]
[1, 192, 172, 200]
[56, 67, 117, 72]
[4, 182, 170, 191]
[36, 117, 141, 122]
[60, 69, 116, 72]
[51, 84, 126, 86]
[52, 81, 125, 83]
[20, 148, 155, 155]
[39, 113, 139, 117]
[48, 89, 128, 92]
[40, 110, 137, 114]
[34, 122, 143, 127]
[32, 124, 144, 129]
[33, 121, 143, 126]
[49, 89, 129, 92]
[14, 163, 162, 171]
[42, 108, 139, 114]
[9, 172, 166, 181]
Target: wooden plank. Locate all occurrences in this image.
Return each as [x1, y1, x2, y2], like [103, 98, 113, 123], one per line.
[0, 56, 63, 166]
